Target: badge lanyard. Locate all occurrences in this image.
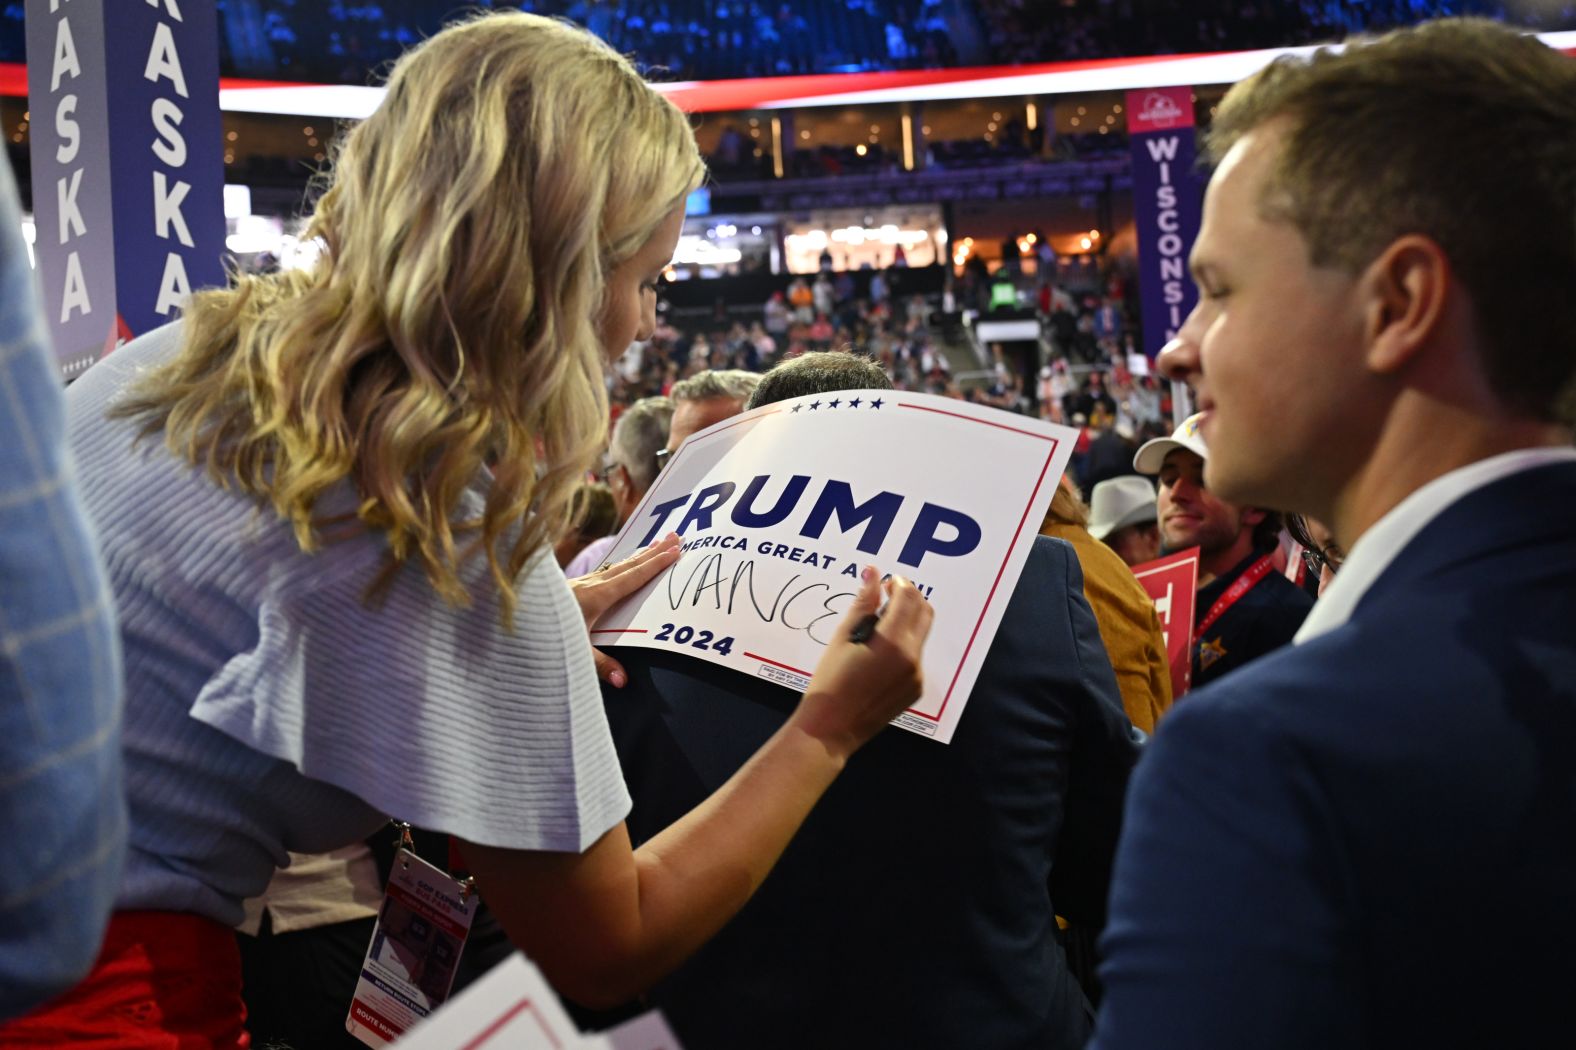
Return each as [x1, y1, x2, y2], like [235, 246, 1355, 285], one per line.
[346, 822, 480, 1048]
[1193, 553, 1276, 643]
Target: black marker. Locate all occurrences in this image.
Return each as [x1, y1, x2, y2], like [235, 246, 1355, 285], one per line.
[848, 612, 879, 645]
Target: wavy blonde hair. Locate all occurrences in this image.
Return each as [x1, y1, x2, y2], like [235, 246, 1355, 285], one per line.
[116, 12, 704, 628]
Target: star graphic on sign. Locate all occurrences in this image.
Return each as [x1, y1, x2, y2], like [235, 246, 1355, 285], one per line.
[809, 400, 822, 410]
[828, 398, 842, 409]
[848, 397, 862, 408]
[869, 398, 885, 409]
[791, 404, 802, 413]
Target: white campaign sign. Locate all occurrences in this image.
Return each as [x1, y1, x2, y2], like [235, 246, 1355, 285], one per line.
[593, 390, 1076, 744]
[391, 953, 682, 1049]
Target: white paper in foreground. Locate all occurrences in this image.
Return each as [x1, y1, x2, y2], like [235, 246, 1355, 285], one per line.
[586, 1012, 685, 1050]
[592, 390, 1076, 743]
[390, 954, 576, 1049]
[392, 954, 682, 1049]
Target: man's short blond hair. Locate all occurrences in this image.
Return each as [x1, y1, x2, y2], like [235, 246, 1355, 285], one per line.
[1205, 18, 1576, 424]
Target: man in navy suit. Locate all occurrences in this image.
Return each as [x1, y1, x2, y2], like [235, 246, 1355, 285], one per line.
[603, 352, 1140, 1049]
[1092, 20, 1576, 1049]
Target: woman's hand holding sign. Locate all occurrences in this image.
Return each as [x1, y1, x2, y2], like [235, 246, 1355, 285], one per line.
[569, 532, 684, 687]
[791, 565, 933, 762]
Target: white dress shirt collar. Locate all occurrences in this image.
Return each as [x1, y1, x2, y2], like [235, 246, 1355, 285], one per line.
[1295, 447, 1576, 645]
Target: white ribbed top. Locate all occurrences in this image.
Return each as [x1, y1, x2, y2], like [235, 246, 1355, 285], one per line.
[67, 324, 630, 927]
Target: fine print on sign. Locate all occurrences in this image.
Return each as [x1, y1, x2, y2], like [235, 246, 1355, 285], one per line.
[1131, 546, 1199, 701]
[592, 390, 1078, 744]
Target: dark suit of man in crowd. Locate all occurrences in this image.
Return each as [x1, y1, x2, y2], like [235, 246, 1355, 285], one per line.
[604, 352, 1140, 1049]
[1091, 21, 1576, 1049]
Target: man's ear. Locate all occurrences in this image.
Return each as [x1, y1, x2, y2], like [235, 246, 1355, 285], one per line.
[1241, 506, 1268, 529]
[1358, 234, 1451, 376]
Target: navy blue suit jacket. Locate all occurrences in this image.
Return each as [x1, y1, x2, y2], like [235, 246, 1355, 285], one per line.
[1093, 461, 1576, 1049]
[603, 535, 1139, 1050]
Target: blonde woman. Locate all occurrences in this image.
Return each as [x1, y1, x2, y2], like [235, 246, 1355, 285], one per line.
[4, 13, 930, 1047]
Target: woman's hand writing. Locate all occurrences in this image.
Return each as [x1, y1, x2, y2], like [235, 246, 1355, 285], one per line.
[789, 565, 933, 761]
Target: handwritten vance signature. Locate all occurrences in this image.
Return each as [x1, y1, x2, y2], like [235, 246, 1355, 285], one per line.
[664, 551, 856, 646]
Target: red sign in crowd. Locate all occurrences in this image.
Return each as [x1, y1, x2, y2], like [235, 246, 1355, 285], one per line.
[1131, 547, 1199, 701]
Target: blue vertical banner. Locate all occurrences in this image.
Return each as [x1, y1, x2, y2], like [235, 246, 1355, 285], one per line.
[104, 0, 226, 344]
[26, 0, 116, 377]
[25, 0, 225, 377]
[1126, 87, 1204, 360]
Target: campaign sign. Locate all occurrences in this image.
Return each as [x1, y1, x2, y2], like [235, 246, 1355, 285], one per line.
[593, 391, 1077, 744]
[1126, 86, 1204, 359]
[1132, 547, 1199, 700]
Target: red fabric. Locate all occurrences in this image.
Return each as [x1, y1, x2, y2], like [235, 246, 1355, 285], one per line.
[2, 911, 250, 1049]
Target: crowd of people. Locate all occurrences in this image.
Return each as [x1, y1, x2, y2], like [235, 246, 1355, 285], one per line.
[120, 0, 958, 84]
[557, 0, 961, 79]
[974, 0, 1576, 65]
[613, 235, 1138, 376]
[600, 251, 1176, 506]
[3, 12, 1575, 1050]
[9, 0, 1566, 83]
[606, 269, 963, 412]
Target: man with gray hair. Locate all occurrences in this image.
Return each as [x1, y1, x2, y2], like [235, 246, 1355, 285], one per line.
[663, 369, 762, 458]
[566, 396, 674, 577]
